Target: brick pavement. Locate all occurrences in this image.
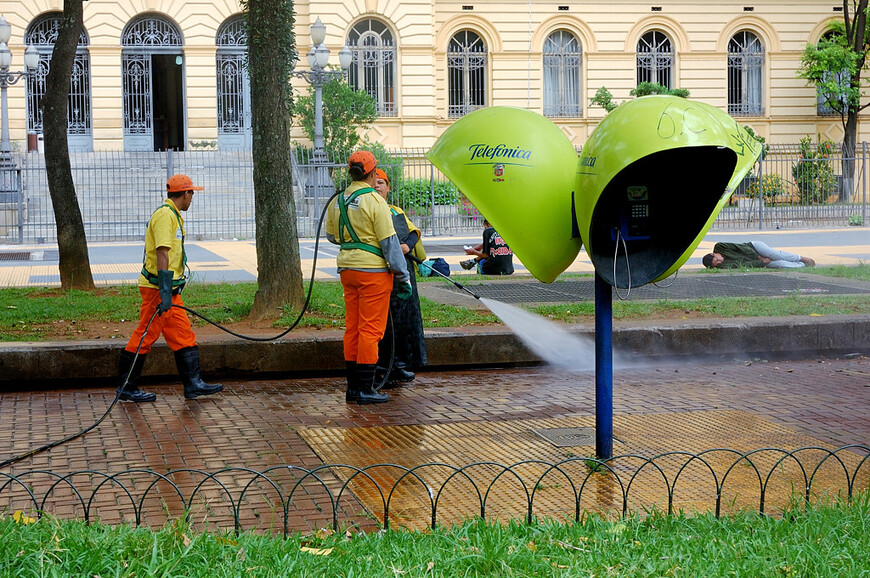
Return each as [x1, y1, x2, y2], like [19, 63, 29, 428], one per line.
[0, 355, 867, 532]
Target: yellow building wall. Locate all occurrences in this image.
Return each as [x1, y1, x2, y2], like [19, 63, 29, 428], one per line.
[1, 0, 865, 151]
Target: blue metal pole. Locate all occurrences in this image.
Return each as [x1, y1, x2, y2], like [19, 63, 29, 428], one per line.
[594, 272, 613, 459]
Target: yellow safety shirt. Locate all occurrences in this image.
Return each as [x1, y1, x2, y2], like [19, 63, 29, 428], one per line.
[326, 181, 397, 270]
[139, 203, 186, 289]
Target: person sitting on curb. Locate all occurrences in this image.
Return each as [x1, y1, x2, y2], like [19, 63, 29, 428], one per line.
[460, 218, 514, 275]
[702, 241, 815, 269]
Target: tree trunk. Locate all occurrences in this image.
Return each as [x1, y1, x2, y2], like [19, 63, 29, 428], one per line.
[245, 0, 304, 319]
[841, 112, 858, 203]
[43, 0, 94, 290]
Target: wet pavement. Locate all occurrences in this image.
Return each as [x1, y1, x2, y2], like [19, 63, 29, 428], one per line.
[1, 356, 868, 531]
[1, 228, 869, 530]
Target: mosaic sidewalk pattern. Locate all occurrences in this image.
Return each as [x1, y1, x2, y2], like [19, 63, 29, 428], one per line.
[299, 410, 869, 530]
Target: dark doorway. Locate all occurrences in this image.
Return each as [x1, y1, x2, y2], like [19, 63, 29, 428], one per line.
[151, 53, 185, 151]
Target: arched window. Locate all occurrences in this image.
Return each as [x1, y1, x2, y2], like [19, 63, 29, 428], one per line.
[636, 30, 672, 88]
[121, 14, 185, 151]
[25, 13, 92, 151]
[448, 30, 487, 118]
[816, 30, 847, 116]
[216, 15, 251, 149]
[347, 19, 396, 117]
[728, 31, 764, 116]
[543, 30, 581, 118]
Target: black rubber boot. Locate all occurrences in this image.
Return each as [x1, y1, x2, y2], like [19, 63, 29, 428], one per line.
[392, 361, 415, 383]
[174, 346, 223, 399]
[345, 360, 359, 403]
[379, 359, 415, 390]
[117, 349, 156, 402]
[356, 363, 389, 405]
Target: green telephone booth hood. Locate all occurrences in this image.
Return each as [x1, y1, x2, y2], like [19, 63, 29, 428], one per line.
[575, 95, 762, 288]
[427, 106, 582, 283]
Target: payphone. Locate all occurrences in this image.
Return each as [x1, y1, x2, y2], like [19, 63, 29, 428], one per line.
[427, 97, 762, 288]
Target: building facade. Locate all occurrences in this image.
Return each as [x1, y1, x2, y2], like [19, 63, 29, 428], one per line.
[2, 1, 864, 152]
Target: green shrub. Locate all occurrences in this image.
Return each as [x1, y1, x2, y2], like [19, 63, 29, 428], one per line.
[792, 136, 837, 204]
[324, 143, 405, 193]
[747, 174, 785, 200]
[395, 178, 460, 213]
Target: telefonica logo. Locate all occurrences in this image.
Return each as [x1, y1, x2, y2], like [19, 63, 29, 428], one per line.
[468, 144, 532, 161]
[579, 155, 597, 168]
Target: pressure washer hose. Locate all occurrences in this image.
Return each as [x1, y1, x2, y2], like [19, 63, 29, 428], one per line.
[0, 190, 405, 467]
[0, 310, 159, 469]
[406, 254, 481, 300]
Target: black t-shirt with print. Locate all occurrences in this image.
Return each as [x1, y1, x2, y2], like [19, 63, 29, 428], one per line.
[480, 227, 514, 275]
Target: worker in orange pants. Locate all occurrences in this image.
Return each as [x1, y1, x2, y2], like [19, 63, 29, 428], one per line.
[325, 151, 411, 404]
[117, 174, 223, 403]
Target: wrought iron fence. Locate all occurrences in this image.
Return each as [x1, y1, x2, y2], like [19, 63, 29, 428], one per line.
[0, 143, 867, 244]
[714, 142, 869, 231]
[2, 446, 867, 535]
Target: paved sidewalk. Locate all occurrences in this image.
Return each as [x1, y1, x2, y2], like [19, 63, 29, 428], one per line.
[1, 228, 868, 288]
[1, 227, 868, 531]
[1, 357, 867, 531]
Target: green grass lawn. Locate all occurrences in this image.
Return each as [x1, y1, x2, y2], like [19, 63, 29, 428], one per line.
[2, 493, 867, 576]
[1, 265, 869, 342]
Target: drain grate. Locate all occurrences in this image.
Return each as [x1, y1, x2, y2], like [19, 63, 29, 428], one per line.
[0, 250, 59, 262]
[533, 426, 596, 447]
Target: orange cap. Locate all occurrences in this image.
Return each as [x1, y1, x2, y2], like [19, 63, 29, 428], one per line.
[375, 168, 390, 184]
[348, 150, 378, 175]
[166, 174, 204, 193]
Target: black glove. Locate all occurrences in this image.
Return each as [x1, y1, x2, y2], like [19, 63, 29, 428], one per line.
[157, 269, 174, 315]
[397, 280, 413, 300]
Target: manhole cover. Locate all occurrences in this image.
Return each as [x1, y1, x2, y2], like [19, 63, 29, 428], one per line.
[533, 427, 595, 447]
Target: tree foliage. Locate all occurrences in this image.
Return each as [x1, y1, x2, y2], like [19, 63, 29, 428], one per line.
[797, 0, 870, 202]
[292, 78, 377, 157]
[590, 83, 690, 113]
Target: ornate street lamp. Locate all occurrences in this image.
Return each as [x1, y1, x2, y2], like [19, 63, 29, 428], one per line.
[0, 16, 38, 242]
[0, 16, 39, 167]
[291, 17, 352, 216]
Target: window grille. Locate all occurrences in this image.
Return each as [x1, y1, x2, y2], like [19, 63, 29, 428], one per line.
[122, 16, 183, 47]
[636, 30, 672, 88]
[122, 54, 151, 134]
[216, 16, 250, 140]
[120, 15, 183, 149]
[448, 30, 487, 118]
[347, 19, 396, 117]
[25, 13, 91, 138]
[543, 30, 581, 118]
[727, 31, 764, 116]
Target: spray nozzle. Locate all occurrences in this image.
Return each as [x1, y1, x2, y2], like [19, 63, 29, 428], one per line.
[407, 254, 481, 300]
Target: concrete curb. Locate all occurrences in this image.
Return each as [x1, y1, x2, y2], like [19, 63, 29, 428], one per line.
[2, 315, 868, 385]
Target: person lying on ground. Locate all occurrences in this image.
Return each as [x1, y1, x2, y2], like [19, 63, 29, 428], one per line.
[702, 241, 815, 269]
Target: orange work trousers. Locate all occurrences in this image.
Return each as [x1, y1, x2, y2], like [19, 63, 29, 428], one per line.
[124, 287, 197, 355]
[340, 269, 393, 365]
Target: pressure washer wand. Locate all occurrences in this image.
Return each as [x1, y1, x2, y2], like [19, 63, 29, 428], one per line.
[407, 255, 481, 300]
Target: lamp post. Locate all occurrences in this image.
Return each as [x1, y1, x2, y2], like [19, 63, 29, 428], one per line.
[291, 17, 352, 217]
[0, 16, 38, 243]
[0, 17, 38, 167]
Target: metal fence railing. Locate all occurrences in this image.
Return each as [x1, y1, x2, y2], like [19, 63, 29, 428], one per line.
[0, 143, 867, 244]
[713, 142, 868, 231]
[2, 446, 868, 534]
